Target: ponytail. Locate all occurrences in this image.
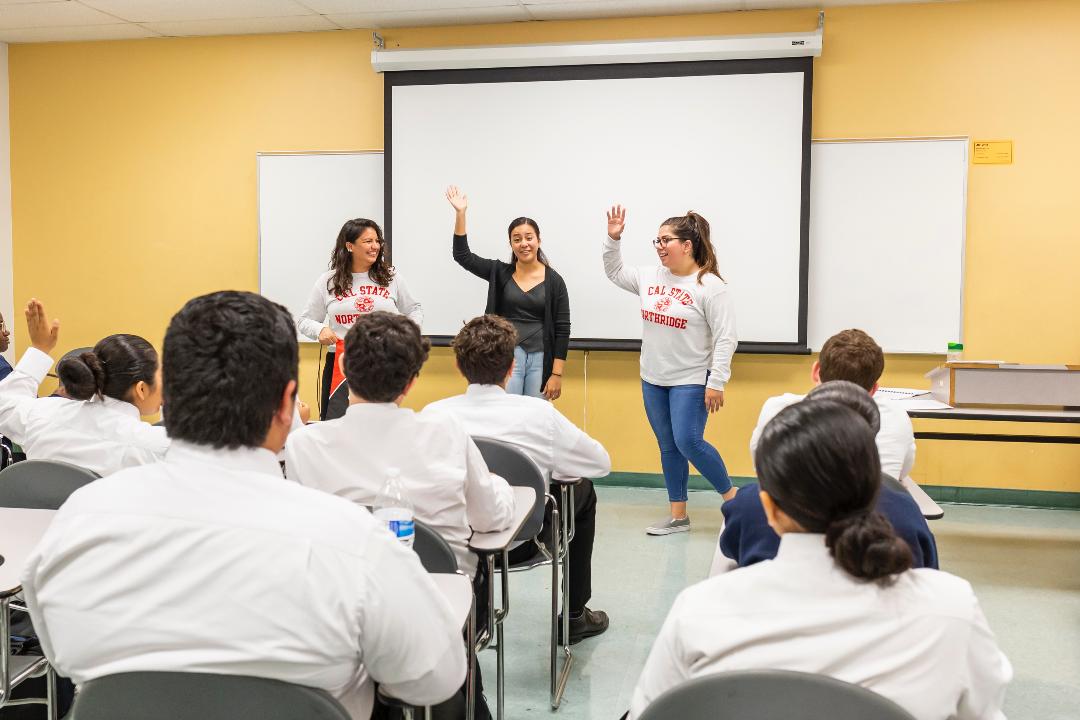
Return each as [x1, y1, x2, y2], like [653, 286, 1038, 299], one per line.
[56, 334, 159, 404]
[825, 510, 913, 583]
[662, 211, 722, 283]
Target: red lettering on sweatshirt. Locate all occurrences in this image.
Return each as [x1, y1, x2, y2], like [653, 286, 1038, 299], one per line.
[641, 309, 688, 330]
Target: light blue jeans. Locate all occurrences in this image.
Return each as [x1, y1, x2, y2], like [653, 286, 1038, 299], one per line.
[507, 346, 544, 398]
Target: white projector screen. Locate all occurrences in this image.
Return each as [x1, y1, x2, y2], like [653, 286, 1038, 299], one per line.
[387, 59, 812, 352]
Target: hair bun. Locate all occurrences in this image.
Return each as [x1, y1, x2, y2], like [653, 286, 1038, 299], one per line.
[56, 351, 106, 401]
[825, 510, 912, 584]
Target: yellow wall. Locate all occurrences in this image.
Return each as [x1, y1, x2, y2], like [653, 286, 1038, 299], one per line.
[9, 0, 1080, 491]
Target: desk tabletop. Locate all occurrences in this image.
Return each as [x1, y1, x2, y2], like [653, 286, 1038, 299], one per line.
[905, 406, 1080, 423]
[429, 573, 472, 629]
[0, 507, 56, 595]
[468, 486, 536, 552]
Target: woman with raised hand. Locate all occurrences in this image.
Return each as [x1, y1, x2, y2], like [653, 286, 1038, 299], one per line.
[0, 299, 169, 476]
[447, 186, 570, 400]
[628, 399, 1011, 720]
[603, 204, 737, 535]
[297, 218, 423, 419]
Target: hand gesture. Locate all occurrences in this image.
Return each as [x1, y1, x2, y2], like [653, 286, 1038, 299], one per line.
[606, 204, 626, 241]
[25, 298, 60, 354]
[318, 327, 340, 346]
[705, 388, 724, 414]
[542, 374, 562, 401]
[446, 186, 468, 213]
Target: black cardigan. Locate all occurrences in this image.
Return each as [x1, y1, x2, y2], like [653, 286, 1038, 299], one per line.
[453, 234, 571, 387]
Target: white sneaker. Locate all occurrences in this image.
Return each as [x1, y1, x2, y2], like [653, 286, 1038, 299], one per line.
[646, 516, 691, 535]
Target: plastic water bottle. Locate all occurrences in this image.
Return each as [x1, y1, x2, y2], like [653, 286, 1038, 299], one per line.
[947, 342, 964, 363]
[373, 467, 415, 548]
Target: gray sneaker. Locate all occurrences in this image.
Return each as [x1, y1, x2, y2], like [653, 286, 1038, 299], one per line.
[646, 516, 691, 535]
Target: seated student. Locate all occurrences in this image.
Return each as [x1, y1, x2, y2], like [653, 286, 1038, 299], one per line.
[425, 315, 612, 644]
[0, 299, 169, 475]
[22, 291, 465, 719]
[717, 381, 938, 571]
[285, 311, 517, 581]
[749, 328, 915, 481]
[628, 400, 1011, 720]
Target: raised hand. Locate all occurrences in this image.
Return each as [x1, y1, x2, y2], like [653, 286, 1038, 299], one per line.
[446, 186, 468, 213]
[25, 298, 60, 354]
[606, 204, 627, 241]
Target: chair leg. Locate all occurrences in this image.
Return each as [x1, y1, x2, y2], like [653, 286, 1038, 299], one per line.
[549, 503, 560, 706]
[552, 484, 574, 709]
[46, 666, 57, 720]
[466, 594, 476, 720]
[497, 549, 510, 720]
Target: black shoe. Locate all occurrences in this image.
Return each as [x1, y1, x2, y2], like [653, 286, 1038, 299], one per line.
[559, 607, 609, 645]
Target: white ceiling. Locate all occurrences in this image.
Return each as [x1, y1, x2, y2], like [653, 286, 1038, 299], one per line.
[0, 0, 961, 43]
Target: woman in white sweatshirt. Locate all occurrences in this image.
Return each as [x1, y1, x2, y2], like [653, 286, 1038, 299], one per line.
[296, 218, 423, 420]
[603, 205, 737, 535]
[0, 299, 169, 476]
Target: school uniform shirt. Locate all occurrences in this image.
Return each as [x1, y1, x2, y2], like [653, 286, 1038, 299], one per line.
[0, 347, 169, 476]
[749, 392, 917, 481]
[629, 533, 1011, 720]
[284, 402, 516, 578]
[21, 441, 466, 720]
[425, 384, 611, 482]
[0, 354, 12, 382]
[296, 270, 423, 347]
[602, 237, 737, 391]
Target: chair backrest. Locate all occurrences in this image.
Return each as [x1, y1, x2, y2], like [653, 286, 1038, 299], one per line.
[0, 459, 100, 509]
[70, 672, 352, 720]
[473, 437, 547, 541]
[637, 670, 917, 720]
[413, 519, 458, 574]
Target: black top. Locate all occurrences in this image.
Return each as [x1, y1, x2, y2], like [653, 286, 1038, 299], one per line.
[452, 233, 570, 387]
[500, 279, 546, 353]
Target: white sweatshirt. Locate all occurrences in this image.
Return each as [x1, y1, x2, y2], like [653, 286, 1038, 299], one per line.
[296, 270, 423, 347]
[603, 237, 737, 391]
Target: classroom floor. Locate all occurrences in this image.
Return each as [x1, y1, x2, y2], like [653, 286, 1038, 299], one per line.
[476, 486, 1080, 720]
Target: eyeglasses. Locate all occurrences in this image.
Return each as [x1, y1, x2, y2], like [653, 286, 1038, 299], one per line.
[653, 236, 684, 247]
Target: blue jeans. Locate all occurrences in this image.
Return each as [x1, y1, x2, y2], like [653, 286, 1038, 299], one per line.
[641, 379, 732, 503]
[507, 346, 544, 398]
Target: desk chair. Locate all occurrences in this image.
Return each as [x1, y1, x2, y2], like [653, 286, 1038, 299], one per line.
[636, 669, 917, 720]
[472, 438, 571, 714]
[69, 672, 351, 720]
[0, 459, 100, 510]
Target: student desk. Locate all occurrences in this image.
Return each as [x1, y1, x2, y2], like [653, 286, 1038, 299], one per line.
[0, 507, 57, 718]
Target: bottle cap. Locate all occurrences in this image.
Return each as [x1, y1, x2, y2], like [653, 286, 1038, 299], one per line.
[947, 342, 964, 351]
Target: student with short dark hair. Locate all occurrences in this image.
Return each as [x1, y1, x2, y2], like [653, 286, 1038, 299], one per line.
[427, 314, 612, 643]
[0, 299, 168, 475]
[715, 381, 939, 572]
[629, 400, 1011, 720]
[22, 291, 465, 720]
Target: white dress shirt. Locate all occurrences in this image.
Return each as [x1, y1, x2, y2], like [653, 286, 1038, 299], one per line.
[629, 533, 1011, 720]
[0, 347, 169, 476]
[284, 402, 516, 578]
[425, 384, 611, 482]
[748, 392, 916, 480]
[22, 441, 465, 719]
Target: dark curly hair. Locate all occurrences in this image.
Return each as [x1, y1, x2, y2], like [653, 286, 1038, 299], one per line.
[163, 291, 298, 449]
[56, 334, 158, 403]
[343, 312, 430, 403]
[328, 218, 394, 297]
[451, 315, 517, 386]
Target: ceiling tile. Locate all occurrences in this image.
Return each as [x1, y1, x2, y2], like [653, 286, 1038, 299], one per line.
[328, 5, 529, 28]
[144, 13, 338, 36]
[78, 0, 318, 23]
[0, 22, 159, 42]
[0, 1, 120, 29]
[302, 0, 517, 12]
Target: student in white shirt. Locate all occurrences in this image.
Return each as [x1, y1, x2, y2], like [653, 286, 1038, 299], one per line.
[297, 218, 423, 420]
[629, 399, 1011, 720]
[22, 291, 465, 720]
[0, 298, 169, 476]
[426, 314, 613, 644]
[603, 205, 738, 535]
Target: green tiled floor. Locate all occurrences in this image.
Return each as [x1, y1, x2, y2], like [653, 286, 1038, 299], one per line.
[476, 487, 1080, 719]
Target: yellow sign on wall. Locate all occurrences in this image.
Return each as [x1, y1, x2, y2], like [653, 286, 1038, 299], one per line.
[973, 140, 1013, 164]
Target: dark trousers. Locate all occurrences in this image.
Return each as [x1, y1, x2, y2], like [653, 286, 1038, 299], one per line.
[507, 478, 597, 615]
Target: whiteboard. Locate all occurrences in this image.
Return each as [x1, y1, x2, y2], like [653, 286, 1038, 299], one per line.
[258, 152, 383, 341]
[808, 138, 967, 353]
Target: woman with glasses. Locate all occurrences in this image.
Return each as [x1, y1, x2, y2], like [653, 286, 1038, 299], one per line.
[603, 205, 737, 535]
[297, 218, 422, 419]
[445, 186, 570, 400]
